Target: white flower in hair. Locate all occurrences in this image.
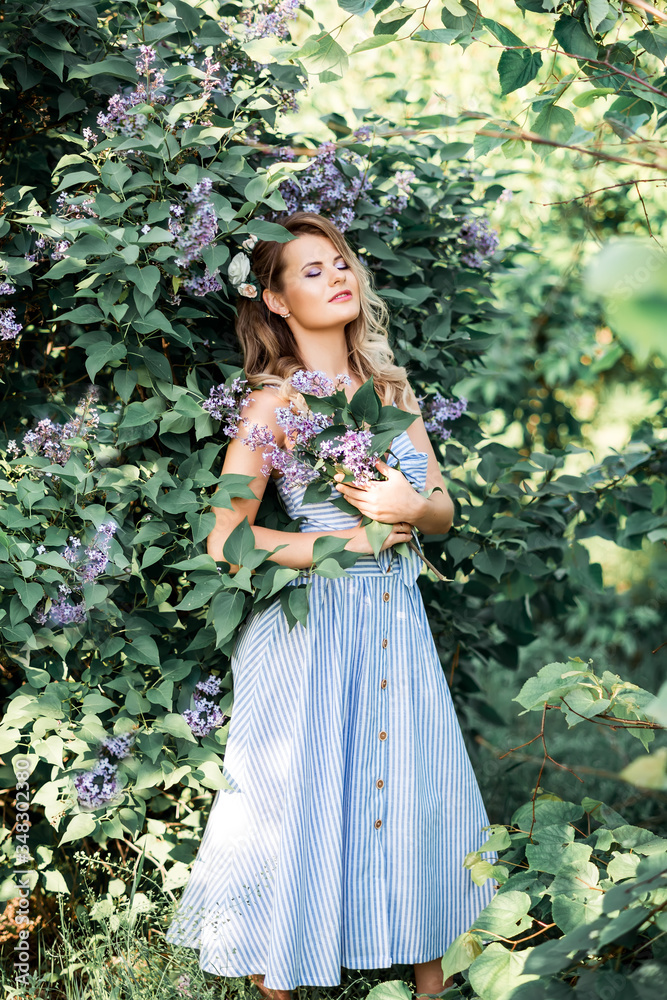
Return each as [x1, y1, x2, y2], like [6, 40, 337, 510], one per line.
[242, 234, 259, 252]
[238, 282, 258, 298]
[228, 252, 251, 286]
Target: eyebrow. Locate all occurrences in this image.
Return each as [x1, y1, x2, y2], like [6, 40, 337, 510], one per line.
[300, 254, 344, 272]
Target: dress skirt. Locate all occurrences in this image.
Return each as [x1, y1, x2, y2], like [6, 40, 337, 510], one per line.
[165, 548, 497, 989]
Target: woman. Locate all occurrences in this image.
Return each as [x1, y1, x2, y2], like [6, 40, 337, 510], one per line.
[166, 212, 496, 998]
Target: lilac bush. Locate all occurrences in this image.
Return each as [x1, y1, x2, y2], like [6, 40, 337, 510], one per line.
[34, 521, 118, 627]
[19, 387, 100, 464]
[73, 759, 122, 809]
[0, 307, 22, 341]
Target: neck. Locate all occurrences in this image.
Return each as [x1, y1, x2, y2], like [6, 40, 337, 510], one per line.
[290, 326, 352, 381]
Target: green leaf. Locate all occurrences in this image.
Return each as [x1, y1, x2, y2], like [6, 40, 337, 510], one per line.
[366, 982, 412, 1000]
[472, 890, 533, 938]
[472, 548, 506, 581]
[222, 518, 256, 566]
[124, 634, 160, 666]
[441, 930, 484, 981]
[100, 160, 133, 194]
[114, 369, 138, 403]
[532, 104, 575, 145]
[85, 342, 127, 382]
[59, 813, 98, 846]
[554, 14, 598, 61]
[208, 589, 247, 646]
[336, 0, 376, 14]
[350, 34, 398, 53]
[125, 265, 161, 297]
[349, 376, 381, 425]
[468, 942, 539, 1000]
[498, 48, 543, 95]
[364, 519, 392, 559]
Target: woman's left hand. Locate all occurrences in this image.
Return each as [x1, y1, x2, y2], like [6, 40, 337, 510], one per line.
[333, 459, 426, 525]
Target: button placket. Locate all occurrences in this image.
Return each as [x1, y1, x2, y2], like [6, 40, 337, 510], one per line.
[375, 574, 391, 832]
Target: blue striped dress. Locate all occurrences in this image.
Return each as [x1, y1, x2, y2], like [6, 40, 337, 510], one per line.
[166, 427, 497, 989]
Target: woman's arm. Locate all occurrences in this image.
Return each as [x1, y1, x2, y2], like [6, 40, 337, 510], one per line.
[207, 387, 412, 571]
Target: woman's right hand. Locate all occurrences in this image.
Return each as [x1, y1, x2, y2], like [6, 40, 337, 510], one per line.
[344, 522, 414, 555]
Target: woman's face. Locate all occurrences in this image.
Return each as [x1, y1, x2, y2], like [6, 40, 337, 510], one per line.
[264, 233, 360, 329]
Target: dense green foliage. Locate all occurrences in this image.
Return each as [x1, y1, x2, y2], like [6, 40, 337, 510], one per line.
[0, 2, 665, 998]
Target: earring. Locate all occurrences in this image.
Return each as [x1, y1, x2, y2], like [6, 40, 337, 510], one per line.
[281, 312, 291, 319]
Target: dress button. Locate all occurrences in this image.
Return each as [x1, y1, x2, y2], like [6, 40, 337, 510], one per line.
[383, 592, 390, 602]
[379, 730, 387, 740]
[375, 819, 382, 829]
[376, 779, 384, 789]
[381, 679, 387, 689]
[382, 638, 388, 648]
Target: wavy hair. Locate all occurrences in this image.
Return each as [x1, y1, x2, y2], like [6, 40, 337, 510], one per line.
[234, 211, 419, 412]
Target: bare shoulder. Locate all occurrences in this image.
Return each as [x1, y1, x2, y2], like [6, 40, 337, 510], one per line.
[238, 384, 287, 444]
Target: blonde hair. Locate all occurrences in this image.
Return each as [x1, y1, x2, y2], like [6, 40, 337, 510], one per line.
[234, 212, 419, 412]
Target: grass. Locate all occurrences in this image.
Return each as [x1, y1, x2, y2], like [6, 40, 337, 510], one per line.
[1, 854, 419, 1000]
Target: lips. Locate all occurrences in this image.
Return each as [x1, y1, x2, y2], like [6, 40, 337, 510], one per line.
[329, 291, 352, 302]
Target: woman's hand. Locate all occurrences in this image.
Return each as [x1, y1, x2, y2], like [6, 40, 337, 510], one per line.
[344, 521, 414, 555]
[334, 459, 427, 525]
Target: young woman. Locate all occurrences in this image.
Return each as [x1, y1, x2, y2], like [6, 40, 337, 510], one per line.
[166, 212, 496, 998]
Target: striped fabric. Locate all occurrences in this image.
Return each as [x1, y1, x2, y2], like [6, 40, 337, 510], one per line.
[166, 428, 497, 989]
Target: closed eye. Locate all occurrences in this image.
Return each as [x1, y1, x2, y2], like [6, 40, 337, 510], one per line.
[306, 263, 350, 277]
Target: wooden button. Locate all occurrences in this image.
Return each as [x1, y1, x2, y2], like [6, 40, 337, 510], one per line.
[382, 638, 388, 648]
[383, 592, 390, 601]
[375, 819, 382, 829]
[376, 779, 384, 789]
[381, 679, 387, 689]
[379, 730, 387, 740]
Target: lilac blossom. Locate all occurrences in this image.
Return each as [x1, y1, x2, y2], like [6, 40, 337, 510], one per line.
[290, 369, 350, 397]
[73, 759, 122, 809]
[51, 240, 71, 261]
[79, 522, 117, 582]
[458, 217, 499, 268]
[195, 674, 224, 699]
[96, 45, 167, 139]
[353, 125, 373, 141]
[172, 180, 218, 269]
[0, 307, 22, 341]
[275, 406, 333, 446]
[56, 192, 97, 219]
[241, 0, 301, 39]
[0, 282, 15, 296]
[100, 732, 136, 761]
[318, 428, 380, 484]
[260, 443, 319, 488]
[83, 127, 98, 144]
[21, 387, 100, 464]
[274, 141, 372, 232]
[202, 378, 252, 437]
[387, 169, 417, 214]
[182, 269, 223, 296]
[239, 420, 277, 453]
[419, 393, 467, 441]
[43, 597, 88, 626]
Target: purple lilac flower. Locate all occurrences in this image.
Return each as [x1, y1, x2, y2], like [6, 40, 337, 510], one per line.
[241, 0, 301, 39]
[353, 125, 373, 141]
[0, 307, 22, 341]
[182, 269, 223, 296]
[22, 387, 100, 464]
[195, 674, 224, 699]
[46, 597, 88, 625]
[100, 733, 136, 761]
[51, 240, 71, 261]
[260, 444, 319, 487]
[97, 45, 167, 139]
[202, 378, 252, 436]
[240, 421, 277, 452]
[458, 217, 499, 268]
[419, 393, 467, 441]
[0, 282, 15, 296]
[319, 429, 380, 484]
[83, 127, 98, 144]
[290, 370, 350, 397]
[183, 699, 229, 738]
[56, 192, 97, 219]
[275, 142, 372, 232]
[74, 758, 121, 808]
[274, 406, 333, 446]
[80, 522, 117, 582]
[172, 181, 218, 268]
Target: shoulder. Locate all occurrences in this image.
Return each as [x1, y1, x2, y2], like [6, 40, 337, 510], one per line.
[238, 385, 288, 444]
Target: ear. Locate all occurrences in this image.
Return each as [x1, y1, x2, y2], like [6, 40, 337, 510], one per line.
[262, 287, 288, 316]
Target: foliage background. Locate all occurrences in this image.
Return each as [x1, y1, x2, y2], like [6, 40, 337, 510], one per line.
[0, 1, 666, 998]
